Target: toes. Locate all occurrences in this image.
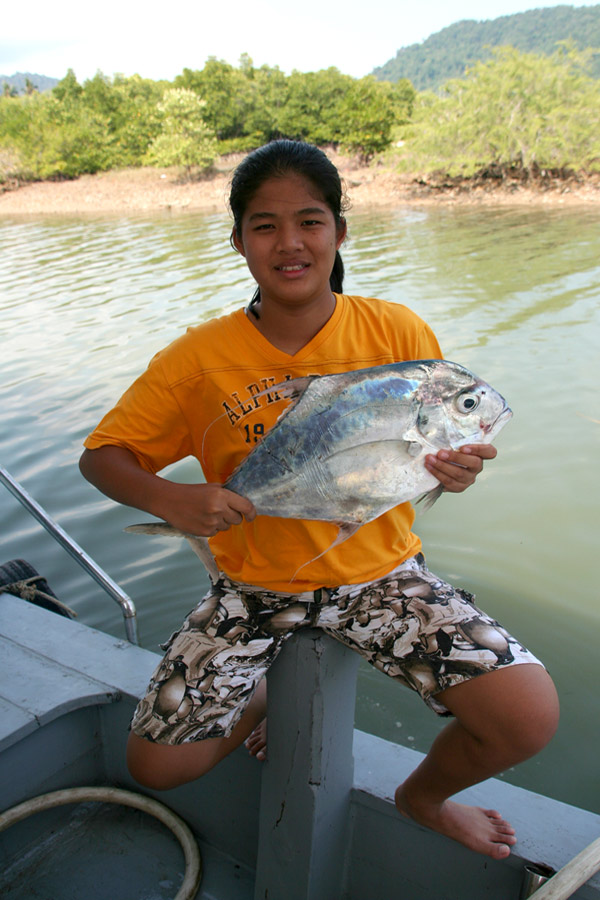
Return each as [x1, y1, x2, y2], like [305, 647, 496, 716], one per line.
[490, 842, 512, 860]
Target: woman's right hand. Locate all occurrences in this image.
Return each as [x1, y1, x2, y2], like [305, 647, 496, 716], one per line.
[79, 446, 255, 537]
[155, 481, 256, 537]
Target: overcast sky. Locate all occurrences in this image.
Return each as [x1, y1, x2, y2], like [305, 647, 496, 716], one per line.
[2, 0, 598, 82]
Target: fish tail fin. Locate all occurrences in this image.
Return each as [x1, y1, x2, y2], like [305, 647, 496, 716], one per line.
[289, 521, 361, 583]
[414, 484, 444, 513]
[124, 522, 219, 583]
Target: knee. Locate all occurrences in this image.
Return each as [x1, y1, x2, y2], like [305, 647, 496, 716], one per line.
[126, 732, 186, 791]
[491, 666, 560, 758]
[126, 750, 168, 791]
[443, 664, 560, 758]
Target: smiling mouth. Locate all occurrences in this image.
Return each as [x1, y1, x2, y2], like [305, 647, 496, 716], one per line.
[276, 264, 309, 272]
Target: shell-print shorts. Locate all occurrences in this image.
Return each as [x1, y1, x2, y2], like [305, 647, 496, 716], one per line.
[130, 553, 543, 744]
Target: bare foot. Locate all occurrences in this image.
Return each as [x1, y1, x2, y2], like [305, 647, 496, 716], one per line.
[395, 785, 516, 859]
[245, 718, 267, 761]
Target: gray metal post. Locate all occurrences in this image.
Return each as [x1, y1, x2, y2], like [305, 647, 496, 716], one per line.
[0, 465, 138, 644]
[254, 629, 359, 900]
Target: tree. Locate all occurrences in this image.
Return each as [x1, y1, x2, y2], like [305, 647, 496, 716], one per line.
[397, 45, 600, 176]
[337, 77, 403, 160]
[52, 69, 83, 103]
[82, 72, 164, 166]
[144, 88, 217, 178]
[275, 68, 353, 145]
[175, 59, 244, 141]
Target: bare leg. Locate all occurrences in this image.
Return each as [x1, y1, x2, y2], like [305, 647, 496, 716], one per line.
[127, 678, 267, 790]
[395, 663, 559, 859]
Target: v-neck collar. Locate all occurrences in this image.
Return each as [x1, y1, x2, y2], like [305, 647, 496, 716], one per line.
[233, 293, 345, 362]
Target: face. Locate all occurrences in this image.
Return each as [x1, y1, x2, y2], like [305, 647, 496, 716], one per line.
[232, 173, 346, 313]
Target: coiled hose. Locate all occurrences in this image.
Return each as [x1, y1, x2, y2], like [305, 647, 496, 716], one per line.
[0, 786, 202, 900]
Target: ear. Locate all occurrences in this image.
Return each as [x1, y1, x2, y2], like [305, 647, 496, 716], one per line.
[336, 217, 347, 250]
[231, 227, 246, 257]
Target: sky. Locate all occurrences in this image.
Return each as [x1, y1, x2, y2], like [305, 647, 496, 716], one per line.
[2, 0, 598, 82]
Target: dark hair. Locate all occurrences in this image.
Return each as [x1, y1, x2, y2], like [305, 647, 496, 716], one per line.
[229, 140, 348, 316]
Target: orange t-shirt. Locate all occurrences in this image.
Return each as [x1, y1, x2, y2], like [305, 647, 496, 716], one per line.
[84, 294, 443, 590]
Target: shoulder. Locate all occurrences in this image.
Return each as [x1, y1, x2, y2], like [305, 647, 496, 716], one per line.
[337, 294, 440, 356]
[149, 308, 245, 385]
[341, 294, 429, 328]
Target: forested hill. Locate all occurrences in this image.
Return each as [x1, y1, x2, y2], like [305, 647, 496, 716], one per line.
[1, 73, 59, 94]
[373, 4, 600, 90]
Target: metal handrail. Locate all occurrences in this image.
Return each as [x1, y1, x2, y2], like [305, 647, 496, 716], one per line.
[0, 465, 139, 644]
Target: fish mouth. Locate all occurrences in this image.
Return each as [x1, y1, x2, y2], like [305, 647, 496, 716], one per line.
[483, 405, 513, 436]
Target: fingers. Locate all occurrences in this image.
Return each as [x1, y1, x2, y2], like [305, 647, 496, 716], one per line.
[424, 444, 497, 494]
[202, 486, 256, 535]
[163, 482, 256, 536]
[226, 489, 256, 522]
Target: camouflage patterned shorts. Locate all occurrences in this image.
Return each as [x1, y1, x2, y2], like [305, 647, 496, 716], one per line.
[130, 553, 542, 744]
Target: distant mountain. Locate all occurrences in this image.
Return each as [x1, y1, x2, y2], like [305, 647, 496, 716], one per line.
[373, 4, 600, 90]
[1, 72, 60, 94]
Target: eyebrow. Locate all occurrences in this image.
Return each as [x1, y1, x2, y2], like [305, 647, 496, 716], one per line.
[247, 206, 328, 222]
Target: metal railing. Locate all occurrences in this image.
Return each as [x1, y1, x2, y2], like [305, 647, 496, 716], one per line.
[0, 465, 138, 644]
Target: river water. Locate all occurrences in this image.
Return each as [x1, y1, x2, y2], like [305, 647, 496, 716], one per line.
[1, 204, 598, 813]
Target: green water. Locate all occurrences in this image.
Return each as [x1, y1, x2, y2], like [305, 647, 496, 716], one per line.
[1, 204, 598, 812]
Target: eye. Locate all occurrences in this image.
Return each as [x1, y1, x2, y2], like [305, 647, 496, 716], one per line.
[456, 392, 480, 413]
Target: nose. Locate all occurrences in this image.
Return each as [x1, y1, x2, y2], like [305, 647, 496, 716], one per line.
[276, 223, 304, 252]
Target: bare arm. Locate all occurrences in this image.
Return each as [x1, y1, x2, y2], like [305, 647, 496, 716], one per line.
[79, 446, 255, 537]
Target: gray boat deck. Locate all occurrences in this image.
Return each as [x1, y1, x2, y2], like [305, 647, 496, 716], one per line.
[1, 591, 599, 900]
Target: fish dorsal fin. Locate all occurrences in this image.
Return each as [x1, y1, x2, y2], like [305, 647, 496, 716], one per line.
[290, 521, 361, 583]
[125, 522, 219, 583]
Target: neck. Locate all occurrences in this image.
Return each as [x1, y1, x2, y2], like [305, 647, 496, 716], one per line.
[246, 293, 337, 355]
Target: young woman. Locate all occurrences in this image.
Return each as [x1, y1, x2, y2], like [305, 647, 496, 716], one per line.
[80, 140, 558, 860]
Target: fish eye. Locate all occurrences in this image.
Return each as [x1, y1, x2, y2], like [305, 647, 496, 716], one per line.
[456, 392, 480, 413]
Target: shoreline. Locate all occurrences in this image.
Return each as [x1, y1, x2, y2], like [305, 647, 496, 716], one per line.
[1, 153, 599, 215]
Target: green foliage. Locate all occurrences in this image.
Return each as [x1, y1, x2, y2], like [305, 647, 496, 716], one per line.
[396, 45, 600, 176]
[81, 72, 164, 166]
[374, 5, 600, 90]
[275, 68, 352, 144]
[2, 41, 599, 184]
[0, 90, 110, 179]
[144, 88, 217, 177]
[175, 56, 286, 149]
[0, 70, 167, 179]
[337, 76, 415, 160]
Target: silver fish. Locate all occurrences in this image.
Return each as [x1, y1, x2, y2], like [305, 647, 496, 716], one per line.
[126, 360, 512, 581]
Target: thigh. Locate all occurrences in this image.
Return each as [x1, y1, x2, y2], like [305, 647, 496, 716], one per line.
[317, 554, 544, 715]
[130, 577, 316, 744]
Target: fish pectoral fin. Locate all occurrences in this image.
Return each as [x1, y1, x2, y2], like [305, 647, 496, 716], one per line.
[124, 522, 219, 583]
[414, 484, 444, 512]
[290, 521, 362, 582]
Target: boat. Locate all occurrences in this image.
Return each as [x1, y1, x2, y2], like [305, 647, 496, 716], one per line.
[1, 465, 599, 900]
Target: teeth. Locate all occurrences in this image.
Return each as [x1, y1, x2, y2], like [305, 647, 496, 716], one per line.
[278, 265, 306, 271]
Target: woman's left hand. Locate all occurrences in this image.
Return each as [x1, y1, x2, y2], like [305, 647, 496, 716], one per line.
[424, 444, 497, 493]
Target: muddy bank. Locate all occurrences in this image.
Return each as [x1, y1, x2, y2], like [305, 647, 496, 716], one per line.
[1, 153, 599, 215]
